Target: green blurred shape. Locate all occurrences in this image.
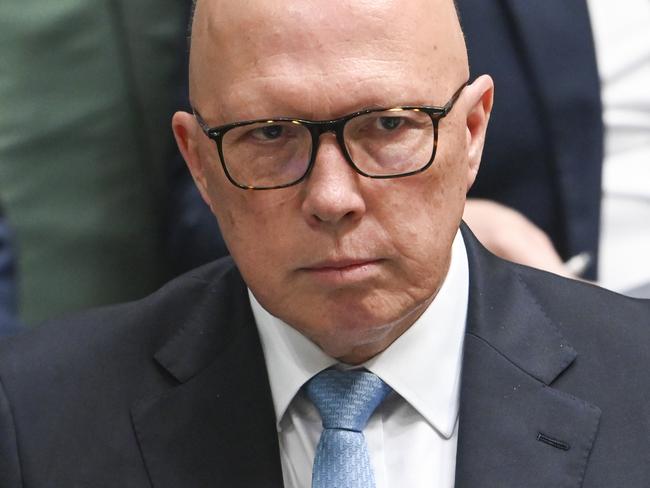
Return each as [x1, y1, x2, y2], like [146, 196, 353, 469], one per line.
[0, 0, 184, 324]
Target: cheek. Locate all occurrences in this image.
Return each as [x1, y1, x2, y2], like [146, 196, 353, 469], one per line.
[207, 179, 303, 275]
[377, 163, 465, 283]
[391, 169, 464, 238]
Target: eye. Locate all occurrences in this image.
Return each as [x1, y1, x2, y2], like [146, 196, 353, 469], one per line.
[377, 116, 404, 131]
[252, 124, 284, 141]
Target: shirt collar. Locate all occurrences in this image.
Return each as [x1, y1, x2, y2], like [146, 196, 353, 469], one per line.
[251, 229, 469, 439]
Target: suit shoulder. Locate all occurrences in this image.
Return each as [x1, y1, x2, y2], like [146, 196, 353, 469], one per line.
[516, 264, 650, 328]
[0, 257, 241, 385]
[514, 265, 650, 370]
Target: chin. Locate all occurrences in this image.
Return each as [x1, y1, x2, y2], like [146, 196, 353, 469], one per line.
[314, 323, 399, 364]
[304, 303, 408, 355]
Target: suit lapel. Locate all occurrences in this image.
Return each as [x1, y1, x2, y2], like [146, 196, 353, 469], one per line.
[131, 265, 283, 488]
[500, 0, 604, 271]
[455, 226, 601, 487]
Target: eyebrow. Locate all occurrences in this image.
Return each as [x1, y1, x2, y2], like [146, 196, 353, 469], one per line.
[356, 104, 388, 112]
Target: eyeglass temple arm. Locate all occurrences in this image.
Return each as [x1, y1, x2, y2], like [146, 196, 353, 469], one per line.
[192, 107, 212, 134]
[441, 80, 469, 116]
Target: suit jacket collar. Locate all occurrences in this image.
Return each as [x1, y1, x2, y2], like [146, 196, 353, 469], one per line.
[455, 224, 601, 487]
[132, 227, 601, 487]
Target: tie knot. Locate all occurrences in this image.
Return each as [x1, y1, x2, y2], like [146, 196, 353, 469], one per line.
[305, 369, 392, 432]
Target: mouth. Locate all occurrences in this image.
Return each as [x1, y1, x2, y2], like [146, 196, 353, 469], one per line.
[300, 258, 384, 285]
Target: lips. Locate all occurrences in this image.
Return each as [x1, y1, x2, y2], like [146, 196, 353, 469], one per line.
[300, 258, 384, 285]
[305, 258, 379, 271]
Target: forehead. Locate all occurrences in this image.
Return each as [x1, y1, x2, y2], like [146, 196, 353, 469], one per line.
[190, 0, 467, 121]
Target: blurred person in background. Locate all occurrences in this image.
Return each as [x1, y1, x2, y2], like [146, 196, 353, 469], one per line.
[458, 0, 650, 294]
[0, 0, 184, 325]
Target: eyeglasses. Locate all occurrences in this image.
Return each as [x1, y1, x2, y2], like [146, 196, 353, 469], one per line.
[193, 81, 467, 190]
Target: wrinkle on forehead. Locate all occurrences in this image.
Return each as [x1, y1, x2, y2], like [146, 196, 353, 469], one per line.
[190, 0, 468, 118]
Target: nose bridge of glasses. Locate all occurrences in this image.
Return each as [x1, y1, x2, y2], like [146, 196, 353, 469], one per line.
[306, 118, 350, 161]
[308, 118, 344, 138]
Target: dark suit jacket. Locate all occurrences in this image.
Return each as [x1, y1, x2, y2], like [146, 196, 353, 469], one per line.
[458, 0, 604, 279]
[1, 226, 649, 487]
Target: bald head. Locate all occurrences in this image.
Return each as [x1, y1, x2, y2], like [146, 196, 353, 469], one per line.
[188, 0, 468, 120]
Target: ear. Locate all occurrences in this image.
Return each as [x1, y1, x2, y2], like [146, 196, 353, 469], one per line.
[172, 111, 214, 209]
[462, 75, 494, 192]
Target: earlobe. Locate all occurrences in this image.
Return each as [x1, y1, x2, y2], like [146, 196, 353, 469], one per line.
[172, 111, 214, 208]
[464, 75, 494, 191]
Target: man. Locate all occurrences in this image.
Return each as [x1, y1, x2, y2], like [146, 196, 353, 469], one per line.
[1, 1, 649, 487]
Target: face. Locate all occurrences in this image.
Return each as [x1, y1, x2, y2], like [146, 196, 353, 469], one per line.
[174, 0, 493, 363]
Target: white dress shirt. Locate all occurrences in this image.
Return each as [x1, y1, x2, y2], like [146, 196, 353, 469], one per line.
[251, 230, 469, 488]
[588, 0, 650, 291]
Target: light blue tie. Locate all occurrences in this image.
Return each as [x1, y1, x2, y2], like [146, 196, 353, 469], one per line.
[305, 369, 392, 488]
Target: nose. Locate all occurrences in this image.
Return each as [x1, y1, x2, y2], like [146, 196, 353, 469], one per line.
[301, 133, 367, 228]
